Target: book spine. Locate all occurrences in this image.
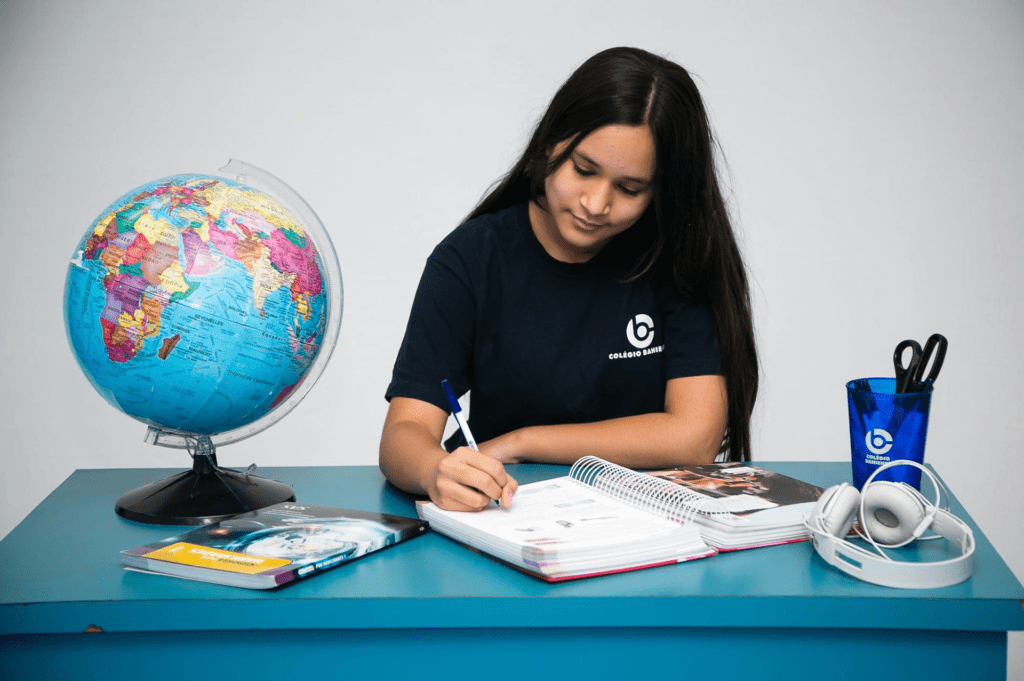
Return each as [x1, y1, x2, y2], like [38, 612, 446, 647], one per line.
[568, 456, 728, 522]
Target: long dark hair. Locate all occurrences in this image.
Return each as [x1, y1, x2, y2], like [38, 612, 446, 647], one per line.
[468, 47, 758, 462]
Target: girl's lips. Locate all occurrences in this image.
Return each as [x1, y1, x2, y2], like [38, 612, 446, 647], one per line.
[571, 213, 604, 231]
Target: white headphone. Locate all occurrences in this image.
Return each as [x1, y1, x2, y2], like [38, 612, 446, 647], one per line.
[804, 459, 975, 589]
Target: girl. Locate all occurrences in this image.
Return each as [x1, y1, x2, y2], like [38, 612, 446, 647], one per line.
[380, 47, 758, 512]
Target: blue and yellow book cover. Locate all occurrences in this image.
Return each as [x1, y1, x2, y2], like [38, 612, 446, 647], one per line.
[122, 503, 428, 589]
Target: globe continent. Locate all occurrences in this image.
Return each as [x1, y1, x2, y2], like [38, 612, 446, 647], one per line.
[64, 174, 330, 436]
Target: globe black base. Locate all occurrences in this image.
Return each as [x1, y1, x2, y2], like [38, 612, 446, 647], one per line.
[115, 453, 295, 525]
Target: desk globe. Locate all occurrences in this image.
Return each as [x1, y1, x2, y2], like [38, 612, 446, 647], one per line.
[63, 160, 342, 524]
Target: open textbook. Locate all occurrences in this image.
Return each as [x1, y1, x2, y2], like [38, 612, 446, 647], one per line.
[419, 456, 722, 581]
[417, 457, 823, 581]
[644, 462, 824, 550]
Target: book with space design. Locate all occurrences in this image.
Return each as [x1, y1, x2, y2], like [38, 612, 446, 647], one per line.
[121, 502, 428, 589]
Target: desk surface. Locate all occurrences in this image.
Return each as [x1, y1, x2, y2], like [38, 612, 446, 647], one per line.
[2, 461, 1023, 637]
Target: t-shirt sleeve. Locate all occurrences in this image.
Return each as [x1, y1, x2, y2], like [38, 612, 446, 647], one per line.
[385, 238, 476, 413]
[661, 291, 721, 380]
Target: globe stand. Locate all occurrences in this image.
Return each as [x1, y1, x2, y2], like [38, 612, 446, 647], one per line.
[115, 434, 295, 525]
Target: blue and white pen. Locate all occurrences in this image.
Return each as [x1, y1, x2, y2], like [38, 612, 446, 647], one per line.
[442, 379, 511, 508]
[441, 379, 478, 450]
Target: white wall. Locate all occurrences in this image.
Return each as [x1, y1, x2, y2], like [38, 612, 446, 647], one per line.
[2, 0, 1021, 674]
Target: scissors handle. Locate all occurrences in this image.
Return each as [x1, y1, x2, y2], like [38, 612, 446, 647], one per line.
[893, 339, 923, 394]
[912, 333, 948, 390]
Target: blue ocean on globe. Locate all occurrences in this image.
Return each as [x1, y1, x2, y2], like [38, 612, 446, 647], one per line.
[64, 174, 331, 437]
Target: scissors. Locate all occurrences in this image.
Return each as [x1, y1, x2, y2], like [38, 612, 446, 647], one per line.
[893, 333, 948, 394]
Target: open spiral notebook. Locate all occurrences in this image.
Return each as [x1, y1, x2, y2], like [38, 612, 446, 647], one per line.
[418, 456, 823, 581]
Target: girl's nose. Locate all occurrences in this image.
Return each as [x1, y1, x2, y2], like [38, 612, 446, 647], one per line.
[580, 182, 611, 217]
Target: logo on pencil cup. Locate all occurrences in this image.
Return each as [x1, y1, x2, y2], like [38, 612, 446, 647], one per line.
[864, 428, 893, 455]
[626, 314, 655, 349]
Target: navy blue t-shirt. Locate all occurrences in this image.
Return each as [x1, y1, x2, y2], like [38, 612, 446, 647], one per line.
[385, 203, 720, 450]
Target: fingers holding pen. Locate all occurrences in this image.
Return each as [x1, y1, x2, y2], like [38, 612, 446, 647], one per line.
[499, 475, 519, 509]
[431, 447, 517, 511]
[440, 379, 518, 507]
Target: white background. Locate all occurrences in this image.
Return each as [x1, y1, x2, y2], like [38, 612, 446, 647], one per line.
[1, 1, 1021, 675]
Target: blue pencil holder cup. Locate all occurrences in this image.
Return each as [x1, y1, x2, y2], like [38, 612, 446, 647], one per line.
[846, 378, 933, 490]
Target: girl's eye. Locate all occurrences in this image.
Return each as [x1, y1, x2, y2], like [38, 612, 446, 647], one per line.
[572, 161, 646, 196]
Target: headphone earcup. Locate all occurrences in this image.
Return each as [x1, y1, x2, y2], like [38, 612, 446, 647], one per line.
[859, 481, 928, 546]
[814, 484, 860, 538]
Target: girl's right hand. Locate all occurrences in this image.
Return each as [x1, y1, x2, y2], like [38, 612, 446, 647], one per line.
[380, 397, 517, 512]
[427, 447, 518, 511]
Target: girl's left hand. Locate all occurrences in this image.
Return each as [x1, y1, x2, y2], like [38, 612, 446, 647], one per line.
[478, 429, 528, 465]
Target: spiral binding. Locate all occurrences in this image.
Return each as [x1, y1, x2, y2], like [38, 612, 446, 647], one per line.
[568, 456, 730, 524]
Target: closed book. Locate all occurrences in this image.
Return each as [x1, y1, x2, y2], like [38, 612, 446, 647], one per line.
[121, 502, 428, 589]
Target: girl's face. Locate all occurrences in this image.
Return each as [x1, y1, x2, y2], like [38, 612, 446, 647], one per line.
[531, 124, 656, 263]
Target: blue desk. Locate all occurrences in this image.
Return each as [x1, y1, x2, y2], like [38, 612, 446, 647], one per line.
[2, 462, 1022, 680]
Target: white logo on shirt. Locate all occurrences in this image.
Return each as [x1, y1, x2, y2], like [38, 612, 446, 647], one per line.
[626, 314, 654, 349]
